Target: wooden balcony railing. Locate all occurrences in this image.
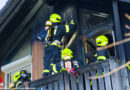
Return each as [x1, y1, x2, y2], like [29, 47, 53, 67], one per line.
[20, 57, 129, 90]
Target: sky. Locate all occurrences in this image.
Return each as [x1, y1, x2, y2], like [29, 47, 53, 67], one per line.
[0, 0, 9, 10]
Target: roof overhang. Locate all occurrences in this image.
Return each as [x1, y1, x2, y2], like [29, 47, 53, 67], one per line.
[0, 0, 45, 65]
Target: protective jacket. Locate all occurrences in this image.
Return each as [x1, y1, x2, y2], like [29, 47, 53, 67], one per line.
[97, 47, 109, 62]
[37, 22, 75, 44]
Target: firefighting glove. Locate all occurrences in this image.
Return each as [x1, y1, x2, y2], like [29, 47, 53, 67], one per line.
[69, 68, 79, 77]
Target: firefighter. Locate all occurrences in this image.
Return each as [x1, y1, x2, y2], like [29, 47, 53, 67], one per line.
[37, 13, 75, 77]
[9, 70, 31, 89]
[87, 35, 109, 85]
[96, 35, 109, 62]
[50, 48, 80, 76]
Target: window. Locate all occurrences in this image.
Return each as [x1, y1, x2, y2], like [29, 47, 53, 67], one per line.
[1, 55, 32, 88]
[79, 9, 116, 64]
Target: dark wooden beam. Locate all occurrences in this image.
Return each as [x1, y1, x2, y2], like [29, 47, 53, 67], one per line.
[112, 0, 129, 89]
[113, 0, 125, 63]
[119, 0, 130, 3]
[85, 20, 113, 39]
[76, 0, 113, 14]
[32, 41, 43, 81]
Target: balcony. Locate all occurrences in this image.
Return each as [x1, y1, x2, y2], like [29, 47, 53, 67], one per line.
[24, 57, 130, 90]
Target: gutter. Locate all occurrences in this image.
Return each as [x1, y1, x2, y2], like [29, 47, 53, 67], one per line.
[0, 0, 25, 33]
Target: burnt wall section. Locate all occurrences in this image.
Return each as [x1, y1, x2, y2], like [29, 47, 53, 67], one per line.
[119, 2, 130, 62]
[53, 2, 82, 61]
[77, 0, 113, 14]
[31, 2, 82, 61]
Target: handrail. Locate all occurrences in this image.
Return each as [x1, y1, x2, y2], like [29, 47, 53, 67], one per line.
[28, 57, 129, 90]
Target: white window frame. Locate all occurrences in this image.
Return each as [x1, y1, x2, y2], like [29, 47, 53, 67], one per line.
[1, 55, 32, 89]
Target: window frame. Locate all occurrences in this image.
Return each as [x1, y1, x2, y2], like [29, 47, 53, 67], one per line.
[1, 55, 32, 88]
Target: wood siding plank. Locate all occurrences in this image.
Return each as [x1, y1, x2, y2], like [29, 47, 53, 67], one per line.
[32, 41, 43, 81]
[64, 72, 71, 90]
[54, 82, 58, 90]
[59, 74, 65, 90]
[70, 75, 78, 90]
[42, 86, 47, 90]
[84, 72, 91, 90]
[97, 69, 105, 90]
[48, 83, 53, 90]
[109, 58, 123, 90]
[103, 63, 112, 90]
[37, 87, 41, 90]
[91, 71, 98, 90]
[78, 74, 84, 90]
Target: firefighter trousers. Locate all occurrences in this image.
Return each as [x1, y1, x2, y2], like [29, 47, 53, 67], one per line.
[43, 45, 61, 77]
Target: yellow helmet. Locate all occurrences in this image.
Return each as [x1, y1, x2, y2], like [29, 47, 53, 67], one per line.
[50, 13, 61, 23]
[96, 35, 108, 46]
[13, 71, 25, 82]
[13, 71, 21, 82]
[61, 48, 73, 60]
[45, 20, 52, 26]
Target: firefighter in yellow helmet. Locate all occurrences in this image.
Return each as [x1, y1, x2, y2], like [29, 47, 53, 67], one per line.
[50, 48, 81, 76]
[9, 70, 31, 89]
[37, 13, 75, 77]
[96, 35, 109, 62]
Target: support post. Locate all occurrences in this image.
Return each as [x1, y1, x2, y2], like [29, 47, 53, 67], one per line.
[112, 0, 130, 89]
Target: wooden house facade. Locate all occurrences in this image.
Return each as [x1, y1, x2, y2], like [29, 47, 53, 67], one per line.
[0, 0, 130, 89]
